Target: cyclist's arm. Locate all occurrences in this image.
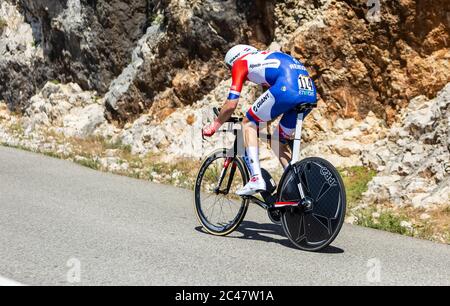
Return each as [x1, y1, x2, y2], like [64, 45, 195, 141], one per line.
[216, 99, 238, 124]
[216, 60, 247, 125]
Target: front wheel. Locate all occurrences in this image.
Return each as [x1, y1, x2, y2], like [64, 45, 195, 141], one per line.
[194, 150, 250, 236]
[278, 157, 346, 251]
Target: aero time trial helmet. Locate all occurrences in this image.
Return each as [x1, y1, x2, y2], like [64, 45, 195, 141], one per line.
[225, 44, 258, 68]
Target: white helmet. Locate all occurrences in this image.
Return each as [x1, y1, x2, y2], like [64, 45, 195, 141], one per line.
[225, 44, 258, 68]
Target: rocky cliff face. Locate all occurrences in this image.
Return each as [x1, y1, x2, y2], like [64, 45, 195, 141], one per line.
[0, 0, 449, 211]
[1, 0, 276, 122]
[361, 84, 450, 208]
[2, 0, 449, 121]
[1, 0, 152, 110]
[0, 0, 47, 110]
[284, 0, 450, 123]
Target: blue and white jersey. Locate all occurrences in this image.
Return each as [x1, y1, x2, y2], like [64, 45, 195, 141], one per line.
[228, 51, 312, 100]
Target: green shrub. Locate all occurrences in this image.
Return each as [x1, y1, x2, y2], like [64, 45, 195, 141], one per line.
[355, 210, 413, 236]
[75, 158, 100, 170]
[339, 166, 377, 207]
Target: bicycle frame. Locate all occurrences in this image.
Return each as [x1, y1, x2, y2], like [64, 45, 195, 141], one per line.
[209, 109, 311, 210]
[291, 112, 304, 164]
[255, 111, 307, 209]
[289, 112, 307, 200]
[197, 106, 346, 249]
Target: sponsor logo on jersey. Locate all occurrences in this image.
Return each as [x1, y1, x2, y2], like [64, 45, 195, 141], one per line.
[253, 92, 271, 112]
[250, 61, 279, 70]
[230, 53, 241, 63]
[289, 63, 307, 71]
[263, 61, 278, 66]
[299, 90, 316, 97]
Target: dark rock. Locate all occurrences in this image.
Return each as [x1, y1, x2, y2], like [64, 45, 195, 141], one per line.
[1, 0, 276, 122]
[286, 0, 450, 123]
[105, 0, 276, 124]
[1, 0, 152, 109]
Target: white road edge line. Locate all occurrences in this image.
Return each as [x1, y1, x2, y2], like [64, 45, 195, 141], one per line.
[0, 276, 25, 286]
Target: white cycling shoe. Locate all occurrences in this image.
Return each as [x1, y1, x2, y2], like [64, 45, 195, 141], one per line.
[236, 175, 266, 196]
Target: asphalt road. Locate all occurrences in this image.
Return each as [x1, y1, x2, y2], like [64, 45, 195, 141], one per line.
[0, 146, 449, 286]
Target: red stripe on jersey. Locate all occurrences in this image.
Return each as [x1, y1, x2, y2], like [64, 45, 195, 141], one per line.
[230, 59, 248, 93]
[248, 107, 263, 122]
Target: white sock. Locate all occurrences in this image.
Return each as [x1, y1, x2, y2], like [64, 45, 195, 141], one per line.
[245, 146, 262, 178]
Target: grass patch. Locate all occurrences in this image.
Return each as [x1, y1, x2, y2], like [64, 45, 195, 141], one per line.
[9, 121, 25, 134]
[70, 135, 107, 157]
[411, 206, 450, 244]
[339, 166, 376, 207]
[104, 138, 132, 155]
[355, 209, 413, 236]
[31, 130, 199, 188]
[351, 205, 450, 244]
[75, 157, 100, 170]
[142, 153, 201, 189]
[1, 142, 30, 152]
[42, 151, 63, 159]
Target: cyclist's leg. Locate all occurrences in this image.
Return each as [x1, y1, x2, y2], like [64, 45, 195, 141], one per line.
[275, 110, 296, 169]
[241, 89, 276, 180]
[276, 109, 311, 168]
[238, 77, 316, 195]
[273, 75, 317, 168]
[243, 82, 295, 170]
[243, 83, 296, 171]
[238, 88, 282, 195]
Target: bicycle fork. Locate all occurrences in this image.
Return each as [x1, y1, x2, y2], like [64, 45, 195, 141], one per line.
[215, 126, 244, 195]
[214, 156, 237, 195]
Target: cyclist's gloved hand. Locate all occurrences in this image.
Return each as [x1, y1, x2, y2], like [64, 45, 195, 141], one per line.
[202, 121, 221, 137]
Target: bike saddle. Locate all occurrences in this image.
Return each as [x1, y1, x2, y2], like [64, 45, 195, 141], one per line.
[294, 103, 317, 113]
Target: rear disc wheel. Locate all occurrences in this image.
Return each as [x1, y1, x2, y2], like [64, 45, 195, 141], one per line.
[278, 157, 346, 251]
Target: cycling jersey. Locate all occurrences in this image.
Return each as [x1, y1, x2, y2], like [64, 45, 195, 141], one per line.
[227, 51, 317, 140]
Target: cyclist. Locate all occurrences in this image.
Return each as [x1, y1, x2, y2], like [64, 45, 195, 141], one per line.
[202, 45, 317, 196]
